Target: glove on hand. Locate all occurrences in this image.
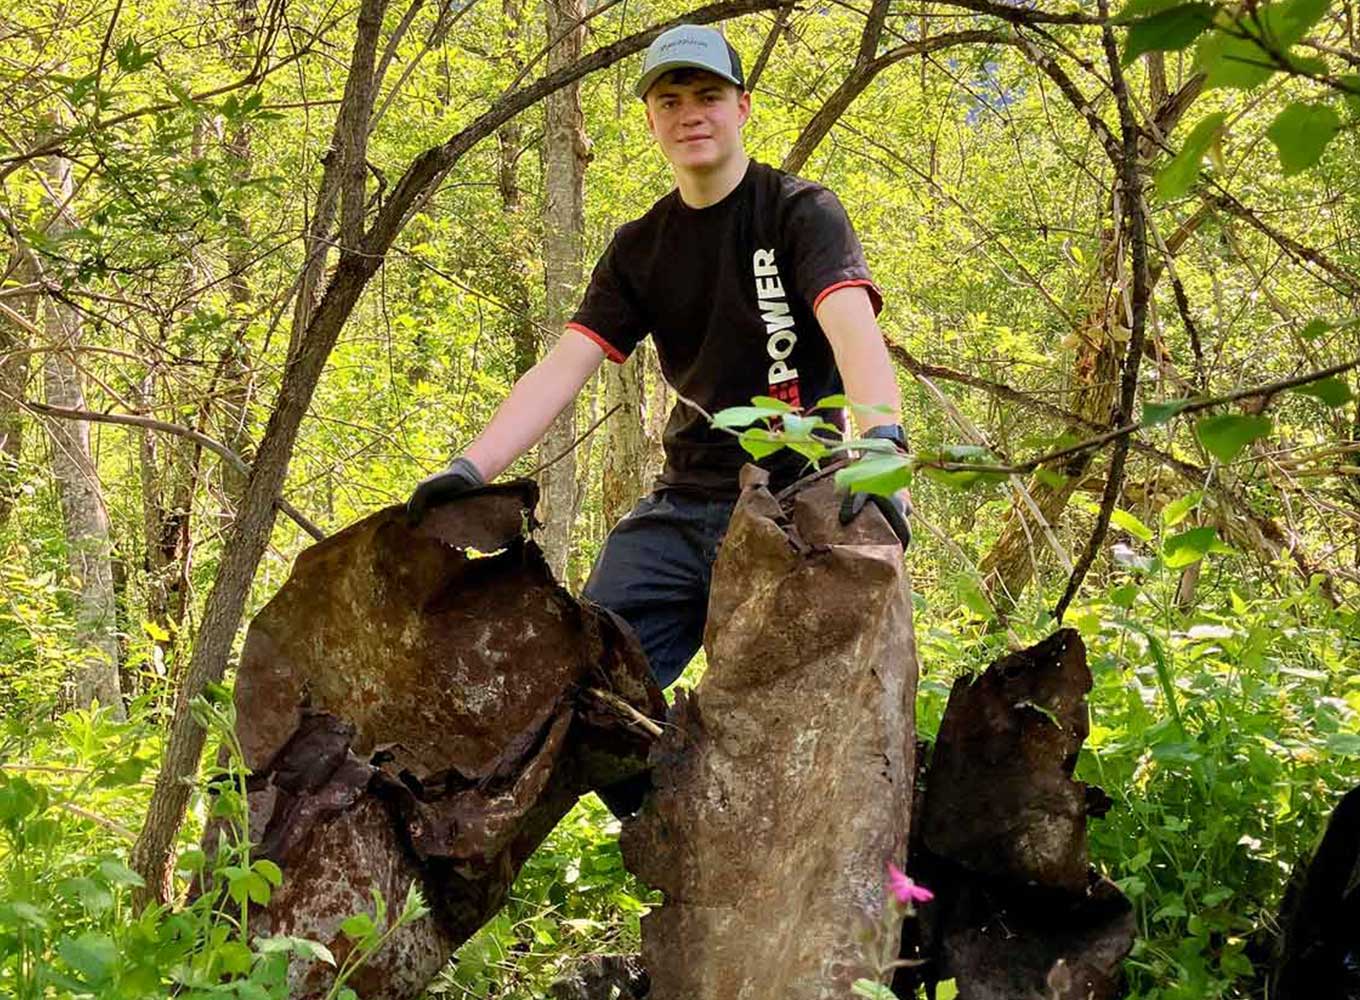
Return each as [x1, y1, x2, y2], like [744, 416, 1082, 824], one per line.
[839, 490, 912, 549]
[838, 422, 912, 548]
[407, 456, 485, 519]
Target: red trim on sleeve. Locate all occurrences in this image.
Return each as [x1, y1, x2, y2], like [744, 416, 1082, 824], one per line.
[566, 322, 626, 364]
[813, 279, 884, 317]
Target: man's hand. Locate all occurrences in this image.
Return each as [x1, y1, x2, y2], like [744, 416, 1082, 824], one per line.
[407, 456, 485, 520]
[839, 489, 912, 548]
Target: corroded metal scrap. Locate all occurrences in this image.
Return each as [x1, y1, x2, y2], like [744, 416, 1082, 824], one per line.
[898, 629, 1135, 1000]
[229, 483, 665, 999]
[922, 628, 1100, 892]
[621, 467, 919, 1000]
[1265, 784, 1360, 999]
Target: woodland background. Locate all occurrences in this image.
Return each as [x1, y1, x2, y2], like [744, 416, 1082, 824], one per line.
[1, 0, 1359, 995]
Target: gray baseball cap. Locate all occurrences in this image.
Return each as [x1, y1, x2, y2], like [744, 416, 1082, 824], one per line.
[635, 25, 745, 99]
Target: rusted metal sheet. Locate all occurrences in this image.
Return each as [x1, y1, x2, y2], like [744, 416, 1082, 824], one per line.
[229, 482, 665, 999]
[1265, 784, 1360, 999]
[921, 629, 1096, 892]
[899, 629, 1135, 1000]
[621, 467, 919, 1000]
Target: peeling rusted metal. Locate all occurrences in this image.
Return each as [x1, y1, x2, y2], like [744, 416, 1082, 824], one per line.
[899, 629, 1135, 1000]
[621, 467, 919, 1000]
[227, 482, 665, 999]
[1264, 784, 1360, 999]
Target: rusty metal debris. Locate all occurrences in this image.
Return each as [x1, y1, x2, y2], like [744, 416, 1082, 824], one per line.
[897, 629, 1135, 1000]
[621, 467, 919, 1000]
[227, 482, 665, 999]
[1263, 784, 1360, 999]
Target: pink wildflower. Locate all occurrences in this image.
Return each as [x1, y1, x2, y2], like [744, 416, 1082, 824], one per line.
[887, 862, 934, 905]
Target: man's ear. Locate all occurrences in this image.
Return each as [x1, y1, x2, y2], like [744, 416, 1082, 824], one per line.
[644, 103, 657, 138]
[737, 90, 751, 127]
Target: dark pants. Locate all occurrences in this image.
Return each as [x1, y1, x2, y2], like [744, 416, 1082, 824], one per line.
[583, 490, 737, 689]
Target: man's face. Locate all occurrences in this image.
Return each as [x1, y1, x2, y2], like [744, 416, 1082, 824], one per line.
[644, 70, 751, 173]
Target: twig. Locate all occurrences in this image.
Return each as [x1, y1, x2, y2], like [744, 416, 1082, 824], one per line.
[525, 402, 623, 477]
[56, 800, 137, 841]
[1054, 4, 1149, 623]
[585, 686, 664, 738]
[920, 356, 1360, 476]
[12, 397, 326, 540]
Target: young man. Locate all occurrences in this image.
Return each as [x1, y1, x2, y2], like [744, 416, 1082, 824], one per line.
[409, 24, 910, 690]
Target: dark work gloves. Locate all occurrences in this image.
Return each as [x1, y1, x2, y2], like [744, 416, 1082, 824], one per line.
[839, 423, 912, 548]
[406, 456, 485, 520]
[839, 490, 912, 549]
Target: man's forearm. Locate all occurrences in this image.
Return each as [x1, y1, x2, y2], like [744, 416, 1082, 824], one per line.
[837, 335, 902, 435]
[463, 334, 604, 480]
[814, 286, 902, 434]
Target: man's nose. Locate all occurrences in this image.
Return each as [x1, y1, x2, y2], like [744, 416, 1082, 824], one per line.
[679, 101, 704, 125]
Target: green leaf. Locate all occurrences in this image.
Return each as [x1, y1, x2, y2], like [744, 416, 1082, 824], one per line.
[1299, 318, 1331, 340]
[1196, 0, 1329, 90]
[1195, 29, 1275, 90]
[58, 932, 117, 982]
[1340, 75, 1360, 118]
[175, 849, 207, 873]
[0, 901, 49, 929]
[1195, 413, 1272, 463]
[1155, 114, 1226, 199]
[834, 455, 912, 497]
[1111, 582, 1141, 608]
[218, 940, 255, 975]
[738, 427, 784, 460]
[711, 406, 783, 429]
[749, 395, 797, 413]
[340, 913, 376, 941]
[1035, 467, 1068, 489]
[0, 776, 43, 821]
[1327, 733, 1360, 757]
[1162, 490, 1203, 527]
[812, 393, 850, 408]
[254, 859, 283, 887]
[57, 877, 114, 917]
[1114, 0, 1185, 22]
[1164, 525, 1218, 568]
[954, 574, 995, 620]
[1291, 375, 1353, 407]
[1267, 102, 1342, 175]
[1122, 3, 1215, 65]
[1111, 508, 1154, 542]
[97, 859, 146, 888]
[400, 882, 430, 922]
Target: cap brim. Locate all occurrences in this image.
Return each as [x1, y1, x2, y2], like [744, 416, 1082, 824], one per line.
[635, 61, 743, 99]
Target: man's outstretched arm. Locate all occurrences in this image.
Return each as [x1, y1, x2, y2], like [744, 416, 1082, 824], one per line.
[409, 331, 605, 515]
[814, 285, 902, 432]
[816, 285, 912, 547]
[464, 332, 606, 479]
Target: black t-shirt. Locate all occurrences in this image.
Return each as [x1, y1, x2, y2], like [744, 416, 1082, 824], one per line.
[568, 159, 882, 498]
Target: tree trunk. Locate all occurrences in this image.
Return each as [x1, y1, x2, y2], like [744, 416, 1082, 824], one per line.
[0, 251, 35, 529]
[642, 343, 669, 486]
[40, 155, 123, 717]
[499, 0, 538, 380]
[538, 0, 589, 580]
[602, 356, 644, 528]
